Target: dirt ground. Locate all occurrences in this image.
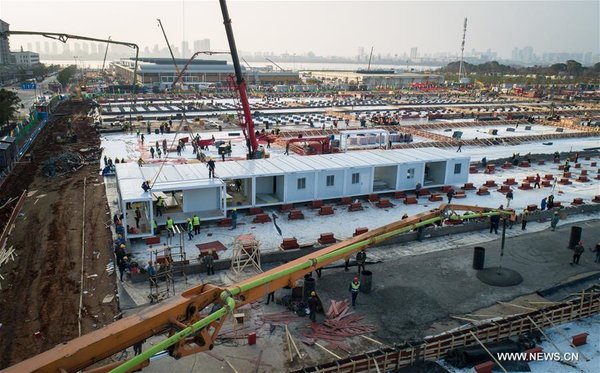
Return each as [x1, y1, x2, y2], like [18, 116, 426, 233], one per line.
[0, 100, 118, 369]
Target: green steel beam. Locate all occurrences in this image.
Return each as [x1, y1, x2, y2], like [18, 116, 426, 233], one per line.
[112, 208, 505, 372]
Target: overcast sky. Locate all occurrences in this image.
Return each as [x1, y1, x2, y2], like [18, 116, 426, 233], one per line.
[0, 0, 598, 58]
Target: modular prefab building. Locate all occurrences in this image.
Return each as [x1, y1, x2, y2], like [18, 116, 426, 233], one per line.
[115, 163, 225, 239]
[114, 148, 469, 238]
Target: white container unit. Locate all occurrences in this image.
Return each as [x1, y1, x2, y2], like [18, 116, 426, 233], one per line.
[300, 156, 347, 200]
[272, 157, 317, 203]
[116, 163, 225, 239]
[241, 160, 285, 206]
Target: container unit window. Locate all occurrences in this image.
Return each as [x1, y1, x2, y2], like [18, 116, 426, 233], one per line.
[326, 175, 335, 187]
[406, 168, 415, 179]
[351, 172, 360, 184]
[297, 177, 306, 190]
[454, 164, 462, 174]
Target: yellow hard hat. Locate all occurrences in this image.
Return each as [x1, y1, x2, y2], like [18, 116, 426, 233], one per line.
[120, 244, 126, 248]
[233, 208, 237, 211]
[123, 256, 128, 260]
[311, 291, 316, 296]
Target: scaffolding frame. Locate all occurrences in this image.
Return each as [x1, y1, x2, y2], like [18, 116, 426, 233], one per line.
[148, 224, 188, 302]
[230, 234, 262, 275]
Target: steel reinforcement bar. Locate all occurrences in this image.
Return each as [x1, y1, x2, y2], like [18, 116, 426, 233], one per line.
[292, 290, 600, 373]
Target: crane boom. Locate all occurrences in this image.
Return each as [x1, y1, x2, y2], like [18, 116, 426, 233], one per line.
[2, 204, 508, 373]
[156, 19, 181, 81]
[171, 50, 230, 89]
[0, 31, 139, 87]
[265, 57, 285, 72]
[219, 0, 259, 158]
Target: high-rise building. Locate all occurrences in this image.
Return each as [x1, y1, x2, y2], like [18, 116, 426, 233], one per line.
[181, 41, 190, 58]
[35, 41, 41, 52]
[410, 47, 418, 60]
[44, 41, 50, 54]
[193, 39, 210, 52]
[0, 19, 10, 64]
[152, 44, 159, 55]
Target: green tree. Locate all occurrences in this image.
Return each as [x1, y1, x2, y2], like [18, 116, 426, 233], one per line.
[57, 65, 77, 90]
[565, 60, 583, 76]
[0, 89, 21, 126]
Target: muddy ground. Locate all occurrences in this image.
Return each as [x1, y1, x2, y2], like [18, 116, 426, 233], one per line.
[0, 100, 118, 368]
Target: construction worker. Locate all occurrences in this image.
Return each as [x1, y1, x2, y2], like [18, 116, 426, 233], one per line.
[135, 207, 141, 229]
[166, 216, 174, 238]
[349, 277, 360, 307]
[150, 146, 155, 159]
[572, 241, 584, 265]
[141, 180, 151, 192]
[521, 209, 529, 230]
[157, 147, 162, 159]
[550, 211, 560, 231]
[356, 249, 367, 274]
[118, 256, 129, 282]
[146, 260, 157, 287]
[156, 196, 164, 217]
[446, 189, 455, 203]
[508, 210, 517, 229]
[207, 157, 216, 178]
[230, 208, 238, 230]
[152, 219, 158, 234]
[203, 250, 215, 275]
[489, 214, 500, 235]
[192, 214, 201, 234]
[506, 189, 514, 208]
[534, 173, 541, 189]
[187, 218, 194, 241]
[308, 291, 318, 322]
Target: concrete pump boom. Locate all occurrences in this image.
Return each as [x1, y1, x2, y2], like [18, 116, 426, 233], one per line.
[1, 204, 508, 373]
[0, 31, 139, 87]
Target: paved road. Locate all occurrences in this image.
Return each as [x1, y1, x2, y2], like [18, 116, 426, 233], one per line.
[315, 218, 600, 343]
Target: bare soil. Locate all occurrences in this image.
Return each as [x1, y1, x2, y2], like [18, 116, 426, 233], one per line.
[0, 100, 118, 368]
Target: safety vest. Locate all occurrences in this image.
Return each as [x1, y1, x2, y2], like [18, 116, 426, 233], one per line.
[351, 281, 360, 292]
[153, 220, 157, 229]
[166, 218, 174, 229]
[193, 216, 200, 226]
[188, 221, 193, 231]
[156, 198, 164, 207]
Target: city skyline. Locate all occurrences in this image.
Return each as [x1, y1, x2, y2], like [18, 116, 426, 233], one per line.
[0, 1, 597, 62]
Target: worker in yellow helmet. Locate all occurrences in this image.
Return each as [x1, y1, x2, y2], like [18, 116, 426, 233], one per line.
[308, 291, 318, 322]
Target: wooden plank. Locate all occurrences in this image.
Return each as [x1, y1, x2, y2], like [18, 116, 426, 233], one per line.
[469, 331, 508, 373]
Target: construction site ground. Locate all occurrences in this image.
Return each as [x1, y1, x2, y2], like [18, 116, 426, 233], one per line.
[0, 101, 118, 369]
[137, 218, 600, 373]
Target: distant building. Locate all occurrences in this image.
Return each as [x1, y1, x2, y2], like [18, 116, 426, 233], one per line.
[12, 48, 40, 66]
[193, 39, 210, 52]
[111, 57, 299, 89]
[310, 70, 444, 89]
[410, 47, 418, 60]
[0, 19, 12, 65]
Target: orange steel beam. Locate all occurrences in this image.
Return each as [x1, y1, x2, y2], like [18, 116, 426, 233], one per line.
[2, 204, 496, 373]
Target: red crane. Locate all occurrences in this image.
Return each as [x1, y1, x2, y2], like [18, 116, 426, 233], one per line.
[219, 0, 259, 159]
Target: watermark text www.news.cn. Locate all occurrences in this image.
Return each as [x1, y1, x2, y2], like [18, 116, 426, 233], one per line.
[497, 352, 579, 362]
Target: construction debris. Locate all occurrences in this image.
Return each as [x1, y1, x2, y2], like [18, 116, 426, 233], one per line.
[41, 152, 84, 177]
[302, 299, 376, 344]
